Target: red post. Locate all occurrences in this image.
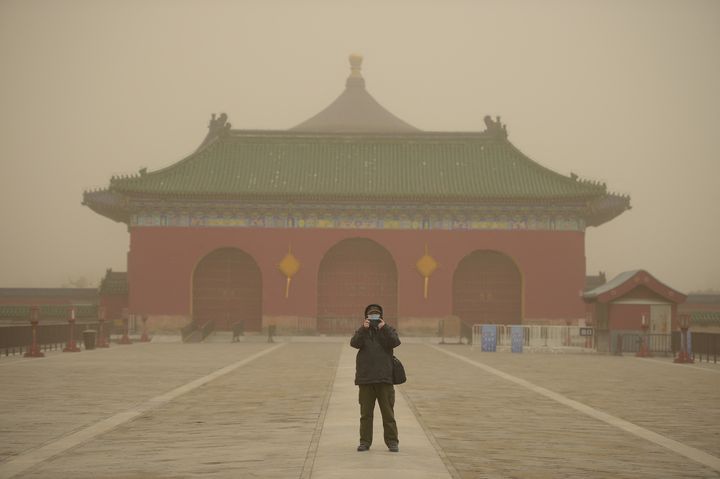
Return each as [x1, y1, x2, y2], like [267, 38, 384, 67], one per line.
[636, 315, 652, 358]
[674, 314, 694, 364]
[119, 309, 132, 345]
[139, 315, 150, 342]
[96, 306, 110, 348]
[585, 314, 594, 349]
[63, 306, 81, 352]
[24, 306, 45, 358]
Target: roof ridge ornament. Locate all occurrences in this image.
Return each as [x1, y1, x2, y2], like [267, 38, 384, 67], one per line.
[208, 113, 231, 137]
[197, 113, 232, 151]
[483, 115, 508, 139]
[346, 53, 365, 88]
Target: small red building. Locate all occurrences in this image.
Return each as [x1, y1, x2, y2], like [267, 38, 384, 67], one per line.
[583, 270, 686, 352]
[83, 55, 630, 334]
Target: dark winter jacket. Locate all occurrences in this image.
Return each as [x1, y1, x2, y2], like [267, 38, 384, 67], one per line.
[350, 324, 401, 385]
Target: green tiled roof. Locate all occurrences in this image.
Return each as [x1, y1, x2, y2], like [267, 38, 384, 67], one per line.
[106, 131, 611, 201]
[0, 288, 98, 300]
[83, 56, 631, 227]
[99, 269, 128, 295]
[0, 305, 98, 319]
[0, 305, 31, 318]
[690, 311, 720, 327]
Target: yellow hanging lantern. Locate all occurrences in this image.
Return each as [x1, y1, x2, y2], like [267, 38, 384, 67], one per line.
[415, 243, 438, 299]
[278, 244, 300, 298]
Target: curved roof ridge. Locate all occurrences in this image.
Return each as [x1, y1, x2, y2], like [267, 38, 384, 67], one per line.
[583, 269, 686, 302]
[106, 133, 616, 201]
[110, 133, 224, 191]
[584, 270, 642, 298]
[503, 141, 606, 195]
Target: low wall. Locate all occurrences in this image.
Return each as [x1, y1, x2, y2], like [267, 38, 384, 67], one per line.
[146, 315, 191, 333]
[138, 315, 592, 337]
[524, 318, 584, 326]
[262, 315, 317, 334]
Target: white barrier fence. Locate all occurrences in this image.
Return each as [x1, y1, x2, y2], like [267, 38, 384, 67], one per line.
[472, 324, 594, 350]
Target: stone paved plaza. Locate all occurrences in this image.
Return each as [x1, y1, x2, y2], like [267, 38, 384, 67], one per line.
[0, 338, 719, 478]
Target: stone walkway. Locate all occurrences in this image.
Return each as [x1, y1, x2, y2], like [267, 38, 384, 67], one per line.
[309, 345, 450, 479]
[0, 340, 718, 478]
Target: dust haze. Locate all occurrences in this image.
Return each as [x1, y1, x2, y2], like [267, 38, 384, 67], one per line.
[0, 0, 718, 292]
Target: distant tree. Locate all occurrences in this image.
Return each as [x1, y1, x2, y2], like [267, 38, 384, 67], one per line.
[61, 276, 95, 288]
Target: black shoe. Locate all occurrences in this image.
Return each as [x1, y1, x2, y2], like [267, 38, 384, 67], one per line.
[357, 444, 369, 452]
[388, 442, 399, 452]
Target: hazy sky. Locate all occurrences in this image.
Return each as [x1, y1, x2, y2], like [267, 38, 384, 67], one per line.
[0, 0, 718, 292]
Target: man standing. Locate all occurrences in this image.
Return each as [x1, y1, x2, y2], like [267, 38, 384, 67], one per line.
[350, 303, 401, 452]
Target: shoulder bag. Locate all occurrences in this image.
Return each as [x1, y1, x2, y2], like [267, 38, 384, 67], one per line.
[392, 356, 406, 384]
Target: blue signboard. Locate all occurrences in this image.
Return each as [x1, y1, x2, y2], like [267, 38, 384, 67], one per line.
[511, 326, 524, 353]
[481, 325, 497, 352]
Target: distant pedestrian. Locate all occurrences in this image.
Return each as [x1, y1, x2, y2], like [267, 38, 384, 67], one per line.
[350, 303, 401, 452]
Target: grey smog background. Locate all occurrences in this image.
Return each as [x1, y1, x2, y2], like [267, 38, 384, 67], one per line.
[0, 0, 718, 292]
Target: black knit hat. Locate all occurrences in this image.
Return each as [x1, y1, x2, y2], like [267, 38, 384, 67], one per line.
[364, 304, 383, 317]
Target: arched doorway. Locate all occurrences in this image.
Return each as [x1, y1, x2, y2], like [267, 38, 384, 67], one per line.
[452, 250, 522, 327]
[192, 248, 262, 332]
[317, 238, 398, 334]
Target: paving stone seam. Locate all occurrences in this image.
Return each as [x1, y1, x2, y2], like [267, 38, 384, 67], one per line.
[0, 343, 155, 368]
[0, 343, 285, 479]
[431, 345, 720, 474]
[397, 384, 463, 479]
[635, 357, 720, 373]
[299, 347, 341, 479]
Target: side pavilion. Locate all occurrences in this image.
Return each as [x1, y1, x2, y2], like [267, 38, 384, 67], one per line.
[583, 269, 686, 352]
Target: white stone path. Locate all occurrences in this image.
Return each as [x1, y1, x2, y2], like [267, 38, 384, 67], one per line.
[308, 345, 452, 478]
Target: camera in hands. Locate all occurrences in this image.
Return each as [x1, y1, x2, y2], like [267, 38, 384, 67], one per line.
[367, 313, 382, 328]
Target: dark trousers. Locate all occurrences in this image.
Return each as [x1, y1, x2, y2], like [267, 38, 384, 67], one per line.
[358, 383, 398, 447]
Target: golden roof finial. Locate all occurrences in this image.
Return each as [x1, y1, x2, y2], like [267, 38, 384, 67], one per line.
[349, 53, 363, 77]
[346, 53, 365, 87]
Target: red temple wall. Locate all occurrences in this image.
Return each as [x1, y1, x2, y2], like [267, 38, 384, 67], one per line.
[127, 227, 587, 324]
[99, 294, 129, 321]
[606, 303, 680, 331]
[607, 304, 650, 330]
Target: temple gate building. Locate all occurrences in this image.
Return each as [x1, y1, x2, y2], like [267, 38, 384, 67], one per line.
[83, 54, 631, 335]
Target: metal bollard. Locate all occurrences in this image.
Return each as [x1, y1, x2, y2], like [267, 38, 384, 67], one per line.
[673, 314, 694, 364]
[96, 307, 110, 348]
[24, 306, 45, 358]
[139, 315, 151, 342]
[63, 306, 81, 352]
[118, 310, 132, 345]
